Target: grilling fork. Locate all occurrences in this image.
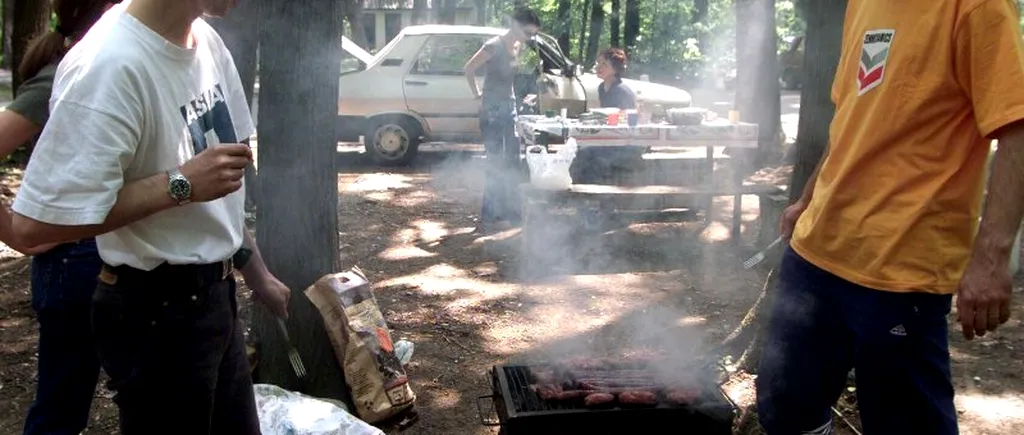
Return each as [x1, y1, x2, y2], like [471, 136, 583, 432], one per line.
[743, 236, 783, 269]
[277, 317, 307, 379]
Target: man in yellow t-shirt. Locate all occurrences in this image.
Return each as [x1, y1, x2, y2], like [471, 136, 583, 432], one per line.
[755, 1, 1024, 434]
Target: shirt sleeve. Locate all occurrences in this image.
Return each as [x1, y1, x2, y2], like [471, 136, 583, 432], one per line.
[5, 66, 56, 127]
[12, 81, 142, 226]
[954, 0, 1024, 138]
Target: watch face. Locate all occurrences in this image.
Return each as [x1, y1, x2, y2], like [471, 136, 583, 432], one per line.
[170, 177, 191, 200]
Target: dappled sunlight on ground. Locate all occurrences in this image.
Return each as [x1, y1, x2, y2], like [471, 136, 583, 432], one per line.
[957, 392, 1024, 432]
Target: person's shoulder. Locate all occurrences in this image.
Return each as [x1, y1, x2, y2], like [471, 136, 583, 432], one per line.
[193, 17, 228, 50]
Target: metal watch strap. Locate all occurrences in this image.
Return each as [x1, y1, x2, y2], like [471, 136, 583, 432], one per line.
[167, 168, 192, 205]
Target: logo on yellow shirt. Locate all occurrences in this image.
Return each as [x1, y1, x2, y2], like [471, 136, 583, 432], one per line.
[858, 29, 896, 96]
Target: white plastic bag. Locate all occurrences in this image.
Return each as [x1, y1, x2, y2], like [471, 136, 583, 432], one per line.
[525, 138, 578, 190]
[254, 384, 384, 435]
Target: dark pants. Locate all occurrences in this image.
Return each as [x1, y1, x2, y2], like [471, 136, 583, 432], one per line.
[756, 247, 957, 435]
[24, 239, 103, 435]
[91, 261, 259, 435]
[480, 99, 523, 225]
[570, 146, 646, 185]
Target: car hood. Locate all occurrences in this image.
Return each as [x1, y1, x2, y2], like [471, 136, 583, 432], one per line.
[341, 35, 375, 65]
[578, 74, 692, 107]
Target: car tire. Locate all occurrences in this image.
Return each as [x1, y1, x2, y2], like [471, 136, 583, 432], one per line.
[364, 116, 421, 166]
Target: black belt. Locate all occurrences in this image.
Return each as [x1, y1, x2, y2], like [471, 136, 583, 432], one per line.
[101, 258, 234, 285]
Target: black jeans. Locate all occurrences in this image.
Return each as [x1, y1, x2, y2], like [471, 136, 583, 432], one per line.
[24, 239, 103, 435]
[91, 261, 259, 435]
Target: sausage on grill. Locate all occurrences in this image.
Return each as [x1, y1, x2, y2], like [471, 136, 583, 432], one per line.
[617, 390, 657, 405]
[583, 392, 615, 407]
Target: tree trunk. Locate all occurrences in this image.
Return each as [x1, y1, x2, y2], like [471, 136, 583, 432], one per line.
[2, 0, 13, 70]
[609, 0, 620, 48]
[342, 0, 370, 50]
[475, 0, 487, 25]
[788, 0, 847, 201]
[413, 0, 428, 24]
[623, 0, 639, 55]
[439, 0, 457, 24]
[556, 0, 572, 55]
[584, 0, 605, 66]
[11, 0, 50, 91]
[734, 0, 781, 167]
[722, 0, 848, 374]
[576, 0, 589, 61]
[206, 0, 261, 215]
[252, 0, 347, 403]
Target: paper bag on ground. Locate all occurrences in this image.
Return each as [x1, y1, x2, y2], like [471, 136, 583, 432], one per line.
[305, 267, 416, 423]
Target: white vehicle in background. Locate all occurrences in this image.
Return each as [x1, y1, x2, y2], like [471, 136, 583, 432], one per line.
[337, 25, 694, 165]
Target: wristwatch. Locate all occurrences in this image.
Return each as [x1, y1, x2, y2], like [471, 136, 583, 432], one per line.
[167, 168, 192, 205]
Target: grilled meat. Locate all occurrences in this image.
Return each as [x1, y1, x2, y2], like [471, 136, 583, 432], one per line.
[618, 390, 658, 405]
[583, 393, 615, 407]
[666, 387, 701, 405]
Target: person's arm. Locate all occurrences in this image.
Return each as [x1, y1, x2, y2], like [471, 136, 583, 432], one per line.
[0, 110, 42, 158]
[464, 44, 494, 99]
[13, 172, 176, 247]
[953, 0, 1024, 339]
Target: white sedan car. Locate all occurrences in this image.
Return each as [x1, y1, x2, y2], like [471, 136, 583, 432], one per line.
[338, 25, 693, 165]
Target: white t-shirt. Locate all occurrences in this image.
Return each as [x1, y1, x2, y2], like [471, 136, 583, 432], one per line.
[13, 8, 255, 271]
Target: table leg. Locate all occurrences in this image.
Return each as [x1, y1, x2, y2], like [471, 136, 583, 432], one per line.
[705, 145, 715, 225]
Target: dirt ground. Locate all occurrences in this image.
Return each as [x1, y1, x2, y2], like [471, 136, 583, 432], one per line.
[2, 150, 1024, 435]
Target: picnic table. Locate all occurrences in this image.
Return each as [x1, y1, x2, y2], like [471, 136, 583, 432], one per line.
[517, 115, 785, 247]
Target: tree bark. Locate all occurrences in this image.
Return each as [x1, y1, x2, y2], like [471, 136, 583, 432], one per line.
[609, 0, 620, 48]
[206, 0, 261, 214]
[584, 0, 605, 66]
[577, 0, 589, 61]
[252, 0, 347, 403]
[474, 0, 487, 25]
[734, 0, 781, 168]
[788, 0, 847, 201]
[722, 0, 848, 374]
[556, 0, 572, 55]
[623, 0, 639, 55]
[439, 0, 457, 24]
[11, 0, 50, 91]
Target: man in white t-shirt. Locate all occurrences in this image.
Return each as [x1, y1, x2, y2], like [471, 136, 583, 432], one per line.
[11, 1, 289, 433]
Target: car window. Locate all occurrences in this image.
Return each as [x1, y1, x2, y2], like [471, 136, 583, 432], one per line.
[412, 34, 489, 76]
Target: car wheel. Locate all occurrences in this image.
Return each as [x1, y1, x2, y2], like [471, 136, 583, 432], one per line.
[365, 117, 421, 166]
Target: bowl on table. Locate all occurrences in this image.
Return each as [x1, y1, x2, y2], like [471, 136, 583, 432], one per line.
[667, 108, 709, 126]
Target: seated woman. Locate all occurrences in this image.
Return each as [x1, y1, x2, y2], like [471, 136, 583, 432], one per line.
[571, 47, 646, 185]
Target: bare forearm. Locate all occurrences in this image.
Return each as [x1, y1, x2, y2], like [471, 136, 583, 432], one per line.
[465, 73, 480, 98]
[13, 172, 176, 246]
[976, 129, 1024, 261]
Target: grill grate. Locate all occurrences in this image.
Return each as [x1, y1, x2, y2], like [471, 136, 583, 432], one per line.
[486, 364, 737, 435]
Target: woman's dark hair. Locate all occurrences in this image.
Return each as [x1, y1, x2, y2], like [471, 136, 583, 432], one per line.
[599, 47, 627, 78]
[19, 0, 117, 80]
[511, 7, 541, 28]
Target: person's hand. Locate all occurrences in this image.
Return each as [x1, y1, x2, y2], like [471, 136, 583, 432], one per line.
[957, 252, 1013, 340]
[779, 200, 808, 239]
[250, 272, 292, 319]
[179, 144, 253, 202]
[17, 242, 60, 256]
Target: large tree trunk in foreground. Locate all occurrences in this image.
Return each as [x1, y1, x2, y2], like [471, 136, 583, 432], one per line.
[556, 0, 572, 54]
[623, 0, 639, 55]
[252, 0, 346, 403]
[722, 0, 848, 373]
[734, 0, 781, 167]
[10, 0, 49, 91]
[788, 0, 847, 201]
[206, 0, 260, 214]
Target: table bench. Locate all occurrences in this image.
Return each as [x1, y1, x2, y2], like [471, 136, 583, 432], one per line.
[521, 182, 787, 243]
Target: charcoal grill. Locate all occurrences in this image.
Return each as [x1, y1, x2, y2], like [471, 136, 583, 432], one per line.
[477, 364, 736, 435]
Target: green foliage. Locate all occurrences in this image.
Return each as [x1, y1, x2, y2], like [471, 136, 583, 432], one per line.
[484, 0, 805, 90]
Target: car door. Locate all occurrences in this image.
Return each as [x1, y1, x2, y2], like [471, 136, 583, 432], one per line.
[403, 34, 490, 140]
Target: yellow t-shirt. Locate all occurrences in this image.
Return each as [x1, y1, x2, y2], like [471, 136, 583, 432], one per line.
[791, 0, 1024, 294]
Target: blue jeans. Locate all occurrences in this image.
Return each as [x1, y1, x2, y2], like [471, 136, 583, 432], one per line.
[479, 99, 522, 225]
[24, 239, 103, 435]
[756, 247, 957, 435]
